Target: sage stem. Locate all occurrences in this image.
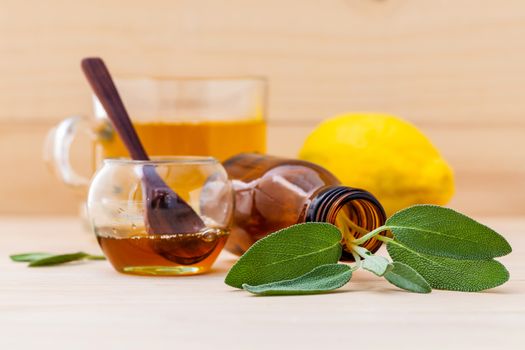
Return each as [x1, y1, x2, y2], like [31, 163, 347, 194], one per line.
[352, 225, 389, 246]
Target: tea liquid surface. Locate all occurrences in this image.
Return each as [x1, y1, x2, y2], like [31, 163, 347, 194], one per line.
[95, 119, 266, 162]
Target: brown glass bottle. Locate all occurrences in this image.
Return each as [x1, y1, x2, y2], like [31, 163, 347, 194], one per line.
[223, 153, 387, 260]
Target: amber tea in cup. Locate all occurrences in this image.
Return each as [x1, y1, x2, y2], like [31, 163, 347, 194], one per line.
[47, 77, 267, 189]
[96, 120, 266, 164]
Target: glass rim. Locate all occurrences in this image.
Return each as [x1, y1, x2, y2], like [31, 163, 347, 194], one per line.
[114, 76, 268, 84]
[103, 156, 219, 166]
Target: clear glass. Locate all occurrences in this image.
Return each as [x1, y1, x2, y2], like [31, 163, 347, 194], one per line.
[45, 77, 267, 190]
[87, 157, 234, 276]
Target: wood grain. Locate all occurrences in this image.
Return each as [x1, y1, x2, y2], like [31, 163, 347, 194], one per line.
[0, 216, 523, 349]
[0, 122, 83, 215]
[0, 0, 524, 215]
[1, 121, 523, 216]
[1, 0, 525, 124]
[269, 123, 525, 216]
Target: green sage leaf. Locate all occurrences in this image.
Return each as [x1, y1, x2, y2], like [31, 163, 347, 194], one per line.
[28, 252, 104, 267]
[85, 255, 106, 260]
[225, 223, 342, 288]
[387, 240, 509, 292]
[362, 255, 392, 277]
[242, 264, 352, 296]
[10, 252, 54, 262]
[384, 262, 431, 293]
[386, 205, 512, 260]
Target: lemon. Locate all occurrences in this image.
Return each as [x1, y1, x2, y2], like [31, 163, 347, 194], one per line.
[298, 113, 454, 216]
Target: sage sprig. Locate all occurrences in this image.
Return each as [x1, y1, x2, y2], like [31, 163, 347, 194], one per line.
[225, 205, 511, 295]
[382, 205, 511, 260]
[386, 240, 509, 292]
[10, 252, 105, 267]
[225, 223, 342, 288]
[10, 252, 54, 262]
[383, 262, 431, 293]
[243, 264, 352, 295]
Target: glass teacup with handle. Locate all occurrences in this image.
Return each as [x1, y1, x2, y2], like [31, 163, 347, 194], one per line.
[45, 77, 267, 220]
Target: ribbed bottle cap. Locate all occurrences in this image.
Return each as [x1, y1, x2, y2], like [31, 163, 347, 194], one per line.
[305, 186, 387, 260]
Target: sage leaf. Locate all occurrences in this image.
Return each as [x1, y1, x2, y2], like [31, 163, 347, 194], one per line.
[28, 252, 105, 267]
[243, 264, 352, 296]
[384, 262, 431, 293]
[225, 223, 342, 288]
[387, 240, 509, 292]
[362, 255, 392, 277]
[86, 255, 106, 260]
[10, 252, 54, 262]
[386, 205, 512, 260]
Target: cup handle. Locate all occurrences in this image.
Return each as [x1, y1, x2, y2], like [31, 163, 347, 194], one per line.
[44, 115, 94, 191]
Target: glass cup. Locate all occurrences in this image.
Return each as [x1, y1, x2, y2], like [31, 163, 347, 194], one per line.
[45, 77, 267, 191]
[87, 156, 233, 276]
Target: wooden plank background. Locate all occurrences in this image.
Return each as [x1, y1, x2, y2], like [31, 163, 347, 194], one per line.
[1, 0, 524, 216]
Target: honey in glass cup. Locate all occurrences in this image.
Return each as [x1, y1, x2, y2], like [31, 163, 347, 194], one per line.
[87, 156, 234, 276]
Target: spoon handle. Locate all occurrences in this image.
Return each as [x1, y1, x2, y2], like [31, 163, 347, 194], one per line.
[81, 58, 148, 160]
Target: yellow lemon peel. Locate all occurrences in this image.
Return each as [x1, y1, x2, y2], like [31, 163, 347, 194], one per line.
[299, 113, 455, 216]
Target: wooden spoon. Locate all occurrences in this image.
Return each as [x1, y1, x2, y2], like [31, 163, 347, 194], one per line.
[81, 57, 205, 235]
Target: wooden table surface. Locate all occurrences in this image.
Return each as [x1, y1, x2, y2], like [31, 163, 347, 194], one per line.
[1, 216, 524, 349]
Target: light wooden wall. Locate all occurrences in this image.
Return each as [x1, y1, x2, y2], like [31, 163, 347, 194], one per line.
[1, 0, 524, 216]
